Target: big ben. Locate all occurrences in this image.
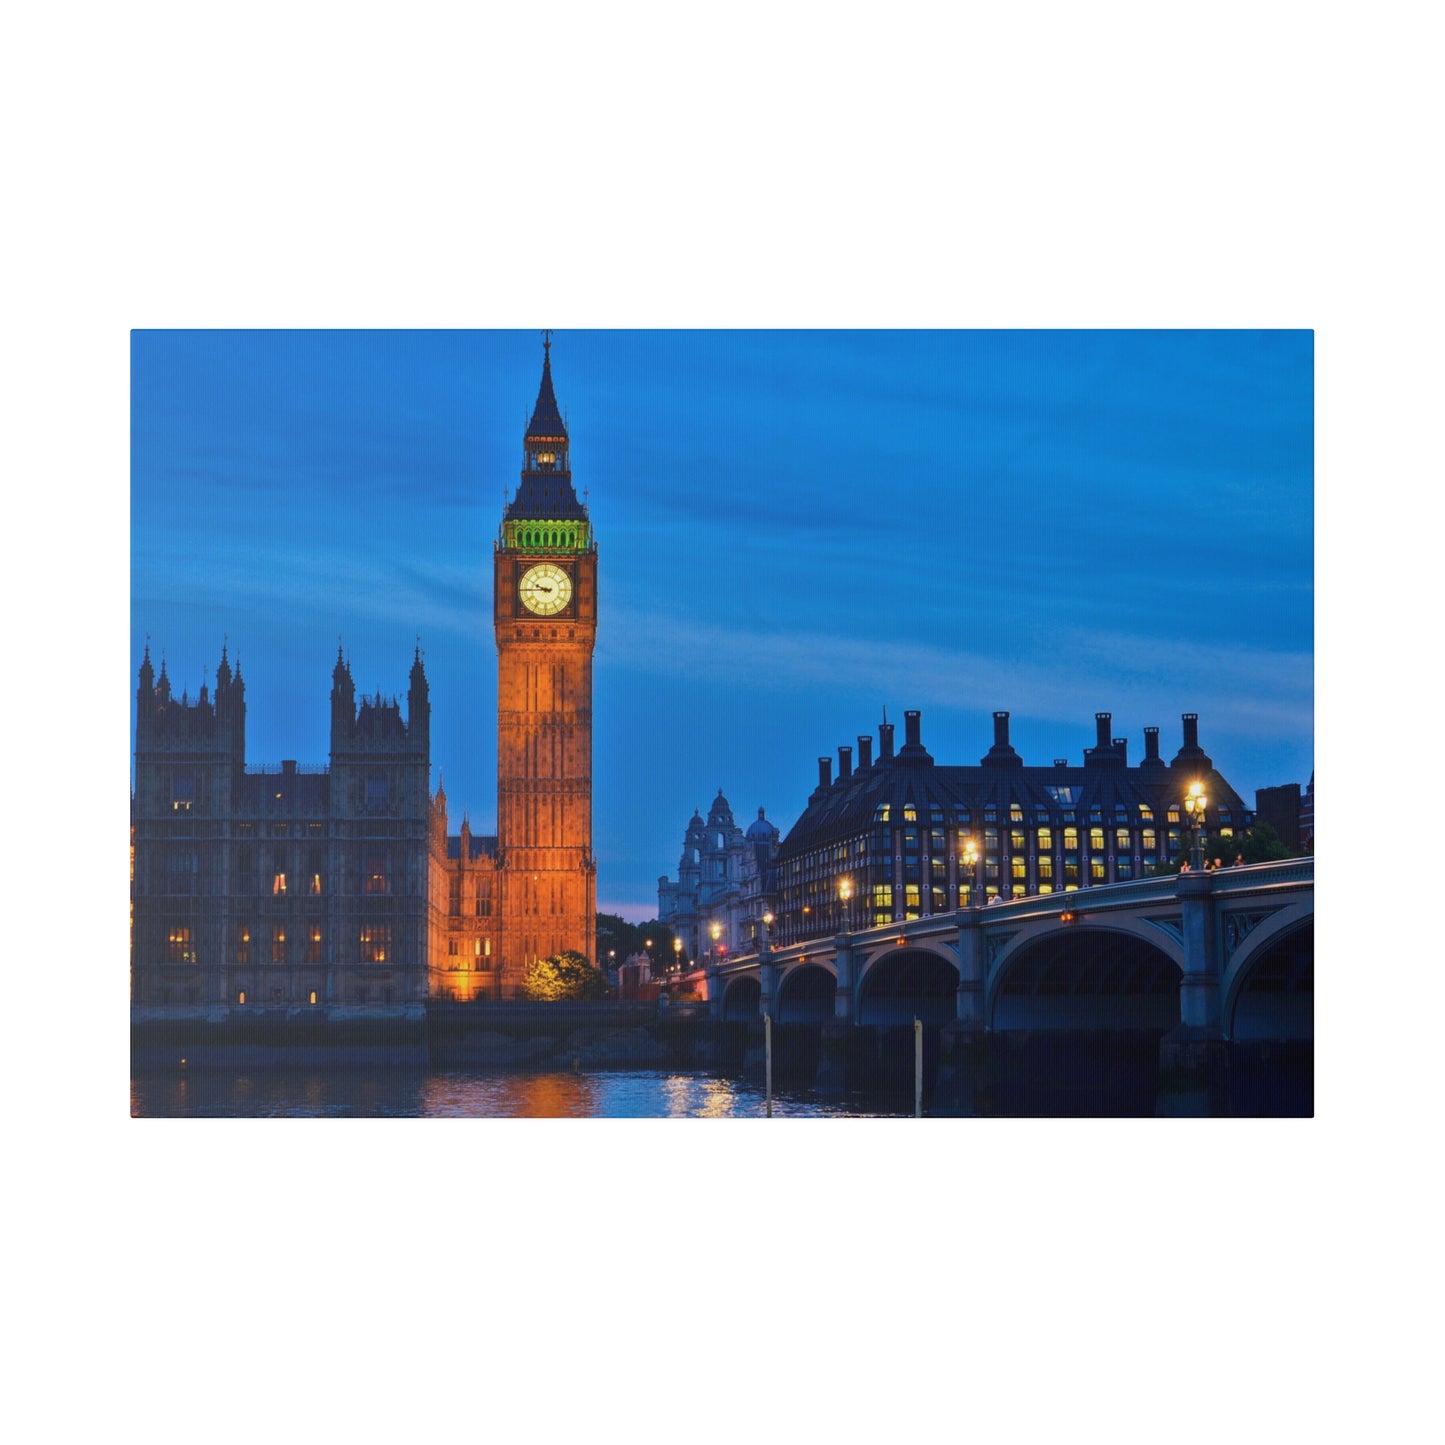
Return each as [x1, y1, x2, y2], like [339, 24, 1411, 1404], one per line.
[493, 335, 597, 987]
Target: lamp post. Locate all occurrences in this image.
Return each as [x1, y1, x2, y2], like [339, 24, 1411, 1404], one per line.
[839, 878, 853, 932]
[672, 935, 682, 981]
[963, 839, 981, 908]
[1183, 781, 1209, 872]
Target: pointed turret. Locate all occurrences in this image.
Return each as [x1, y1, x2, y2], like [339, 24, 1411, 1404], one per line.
[409, 644, 430, 747]
[330, 646, 355, 752]
[526, 332, 568, 445]
[136, 644, 156, 743]
[504, 333, 588, 528]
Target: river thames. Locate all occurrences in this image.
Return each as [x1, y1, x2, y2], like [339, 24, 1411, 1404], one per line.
[129, 1064, 915, 1118]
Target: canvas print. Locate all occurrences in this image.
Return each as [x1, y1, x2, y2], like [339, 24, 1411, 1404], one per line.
[129, 329, 1314, 1117]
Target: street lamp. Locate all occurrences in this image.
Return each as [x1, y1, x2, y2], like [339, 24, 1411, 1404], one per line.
[962, 839, 981, 907]
[673, 936, 682, 974]
[1183, 781, 1209, 871]
[839, 878, 853, 931]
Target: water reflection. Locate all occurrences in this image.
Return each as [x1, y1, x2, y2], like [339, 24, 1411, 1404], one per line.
[130, 1066, 903, 1119]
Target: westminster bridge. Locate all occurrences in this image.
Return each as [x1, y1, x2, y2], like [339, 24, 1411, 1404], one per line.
[706, 859, 1314, 1113]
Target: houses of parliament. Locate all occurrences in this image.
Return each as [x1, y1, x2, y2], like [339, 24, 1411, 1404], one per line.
[130, 340, 597, 1008]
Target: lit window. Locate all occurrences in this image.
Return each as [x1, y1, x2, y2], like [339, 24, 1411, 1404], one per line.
[308, 990, 318, 1005]
[1091, 859, 1106, 881]
[272, 926, 286, 963]
[1116, 828, 1131, 851]
[1010, 803, 1023, 823]
[236, 925, 250, 964]
[359, 926, 391, 963]
[1011, 858, 1027, 881]
[1010, 829, 1026, 854]
[1089, 828, 1105, 852]
[237, 989, 247, 1005]
[273, 871, 287, 895]
[1142, 829, 1158, 854]
[166, 927, 196, 964]
[1037, 827, 1053, 851]
[306, 926, 322, 964]
[365, 854, 388, 894]
[309, 872, 323, 895]
[1138, 805, 1154, 822]
[1064, 828, 1079, 852]
[1038, 855, 1054, 881]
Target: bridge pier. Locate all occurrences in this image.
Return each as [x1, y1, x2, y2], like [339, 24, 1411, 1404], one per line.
[1157, 872, 1228, 1114]
[833, 935, 856, 1024]
[759, 948, 779, 1020]
[1177, 872, 1222, 1031]
[954, 909, 985, 1026]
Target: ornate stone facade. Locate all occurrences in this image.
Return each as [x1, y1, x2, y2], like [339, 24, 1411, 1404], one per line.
[132, 342, 599, 1008]
[657, 792, 780, 966]
[131, 645, 432, 1007]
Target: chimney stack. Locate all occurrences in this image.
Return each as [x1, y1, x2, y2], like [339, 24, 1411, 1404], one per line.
[879, 719, 895, 760]
[817, 756, 832, 790]
[857, 734, 873, 769]
[994, 711, 1011, 748]
[838, 745, 853, 781]
[1095, 712, 1112, 751]
[1144, 726, 1160, 762]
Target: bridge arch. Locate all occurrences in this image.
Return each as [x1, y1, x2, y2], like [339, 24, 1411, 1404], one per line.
[720, 974, 761, 1022]
[987, 924, 1181, 1031]
[776, 963, 837, 1024]
[856, 945, 960, 1026]
[1224, 915, 1313, 1041]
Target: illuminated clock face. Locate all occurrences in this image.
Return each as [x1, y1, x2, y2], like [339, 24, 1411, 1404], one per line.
[518, 562, 572, 616]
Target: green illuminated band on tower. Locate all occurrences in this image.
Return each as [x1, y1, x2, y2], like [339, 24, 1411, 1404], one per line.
[502, 518, 592, 552]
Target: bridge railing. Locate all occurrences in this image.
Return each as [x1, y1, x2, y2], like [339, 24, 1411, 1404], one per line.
[714, 859, 1314, 972]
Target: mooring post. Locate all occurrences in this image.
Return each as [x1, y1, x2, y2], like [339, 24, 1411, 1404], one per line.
[764, 1012, 773, 1117]
[915, 1017, 923, 1118]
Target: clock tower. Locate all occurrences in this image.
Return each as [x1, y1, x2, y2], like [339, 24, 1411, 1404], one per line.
[493, 335, 597, 988]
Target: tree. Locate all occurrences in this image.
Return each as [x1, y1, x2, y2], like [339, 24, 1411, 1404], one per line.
[520, 950, 607, 1002]
[1151, 822, 1296, 875]
[594, 913, 679, 974]
[1228, 822, 1293, 864]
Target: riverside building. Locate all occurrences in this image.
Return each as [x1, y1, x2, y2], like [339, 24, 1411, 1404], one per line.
[773, 709, 1251, 944]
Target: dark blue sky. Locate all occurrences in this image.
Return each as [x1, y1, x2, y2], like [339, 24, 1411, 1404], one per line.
[131, 329, 1312, 918]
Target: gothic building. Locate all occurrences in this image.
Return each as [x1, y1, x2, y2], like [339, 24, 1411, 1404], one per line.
[131, 644, 433, 1007]
[773, 708, 1253, 944]
[657, 792, 781, 964]
[132, 341, 598, 1008]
